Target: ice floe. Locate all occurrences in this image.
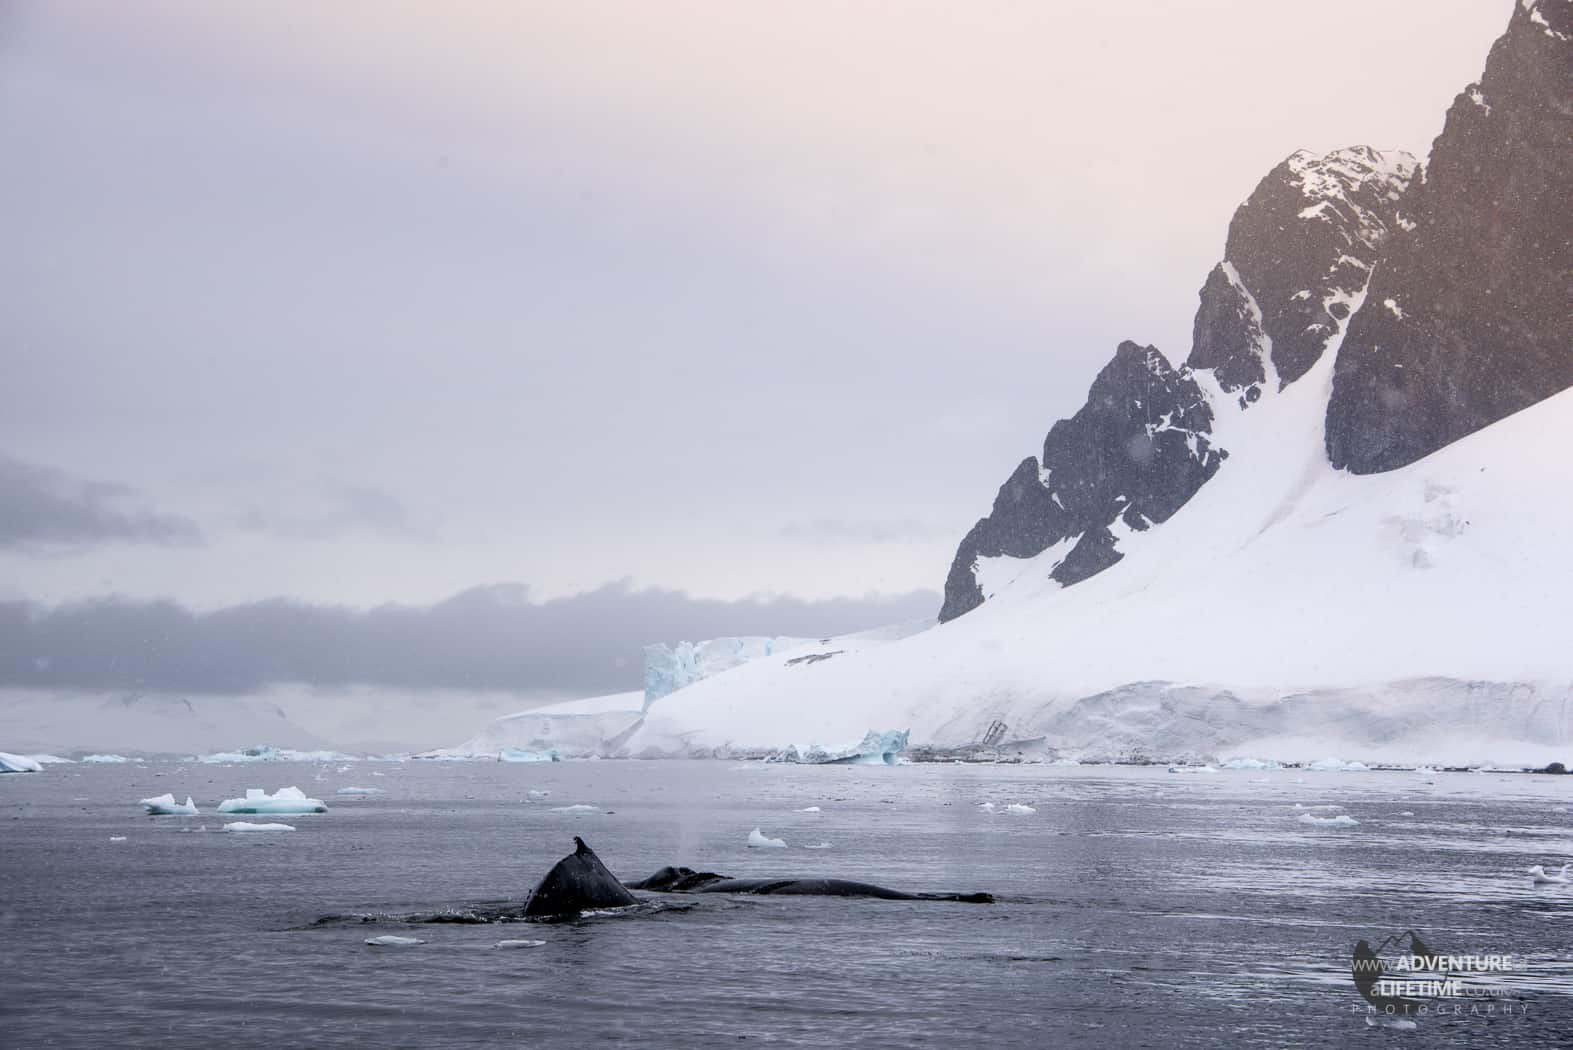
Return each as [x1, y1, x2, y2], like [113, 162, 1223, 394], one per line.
[747, 827, 787, 848]
[335, 787, 385, 796]
[0, 751, 44, 773]
[1220, 758, 1281, 770]
[1004, 803, 1037, 815]
[798, 805, 821, 813]
[495, 939, 546, 949]
[141, 794, 200, 815]
[1306, 758, 1371, 772]
[223, 821, 296, 832]
[549, 804, 600, 813]
[202, 745, 358, 764]
[1167, 764, 1218, 774]
[1297, 812, 1360, 826]
[109, 835, 127, 842]
[82, 754, 130, 764]
[365, 935, 423, 946]
[217, 787, 327, 815]
[1529, 863, 1569, 885]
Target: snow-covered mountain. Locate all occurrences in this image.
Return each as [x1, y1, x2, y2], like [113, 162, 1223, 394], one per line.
[610, 1, 1572, 766]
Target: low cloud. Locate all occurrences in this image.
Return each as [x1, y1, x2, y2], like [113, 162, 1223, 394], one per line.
[0, 453, 203, 550]
[0, 581, 938, 696]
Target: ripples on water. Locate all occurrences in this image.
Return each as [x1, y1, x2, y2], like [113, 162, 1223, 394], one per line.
[2, 761, 1569, 1047]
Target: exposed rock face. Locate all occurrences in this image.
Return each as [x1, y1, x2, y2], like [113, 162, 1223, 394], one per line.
[939, 343, 1223, 621]
[1188, 147, 1416, 400]
[939, 151, 1413, 622]
[1326, 0, 1573, 473]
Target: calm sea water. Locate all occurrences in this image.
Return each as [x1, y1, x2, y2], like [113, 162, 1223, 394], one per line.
[2, 759, 1570, 1047]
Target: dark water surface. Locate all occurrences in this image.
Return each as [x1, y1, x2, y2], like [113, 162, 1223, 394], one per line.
[3, 759, 1570, 1047]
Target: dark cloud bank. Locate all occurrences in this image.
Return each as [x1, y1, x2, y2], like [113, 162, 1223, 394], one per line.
[0, 583, 938, 696]
[0, 453, 202, 549]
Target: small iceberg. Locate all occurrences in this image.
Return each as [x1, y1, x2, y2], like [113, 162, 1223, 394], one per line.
[365, 935, 423, 946]
[82, 754, 130, 764]
[1529, 863, 1569, 885]
[527, 790, 551, 800]
[1167, 764, 1217, 774]
[141, 794, 200, 816]
[774, 729, 909, 766]
[977, 802, 997, 812]
[335, 787, 385, 796]
[748, 827, 787, 849]
[0, 751, 44, 774]
[223, 821, 296, 832]
[797, 806, 821, 813]
[202, 745, 357, 764]
[1221, 757, 1281, 770]
[802, 842, 834, 850]
[499, 748, 560, 763]
[1306, 758, 1371, 772]
[495, 939, 547, 949]
[1297, 813, 1360, 827]
[109, 835, 127, 842]
[1004, 803, 1036, 815]
[217, 787, 327, 815]
[549, 804, 599, 813]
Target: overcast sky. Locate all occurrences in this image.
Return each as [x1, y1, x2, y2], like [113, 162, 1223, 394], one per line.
[0, 2, 1509, 687]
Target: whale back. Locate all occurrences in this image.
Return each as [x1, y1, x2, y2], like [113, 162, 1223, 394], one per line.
[524, 837, 638, 918]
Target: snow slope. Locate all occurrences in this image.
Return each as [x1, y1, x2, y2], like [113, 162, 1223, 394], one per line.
[627, 348, 1573, 765]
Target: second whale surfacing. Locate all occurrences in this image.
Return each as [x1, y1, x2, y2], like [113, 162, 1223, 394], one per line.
[522, 839, 994, 919]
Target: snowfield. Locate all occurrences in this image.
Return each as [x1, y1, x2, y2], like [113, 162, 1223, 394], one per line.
[617, 360, 1573, 766]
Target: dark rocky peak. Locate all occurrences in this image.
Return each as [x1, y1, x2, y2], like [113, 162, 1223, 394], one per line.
[1187, 147, 1416, 403]
[938, 343, 1224, 621]
[1326, 0, 1572, 473]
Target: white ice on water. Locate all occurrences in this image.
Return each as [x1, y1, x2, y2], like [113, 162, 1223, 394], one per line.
[797, 806, 821, 813]
[1004, 803, 1036, 815]
[223, 821, 296, 832]
[1528, 864, 1569, 885]
[747, 827, 787, 848]
[775, 729, 909, 765]
[216, 787, 327, 815]
[549, 804, 599, 813]
[141, 794, 200, 815]
[82, 754, 130, 764]
[499, 748, 559, 763]
[0, 751, 44, 773]
[365, 935, 423, 946]
[201, 746, 357, 764]
[335, 787, 385, 796]
[495, 939, 546, 949]
[1297, 813, 1360, 827]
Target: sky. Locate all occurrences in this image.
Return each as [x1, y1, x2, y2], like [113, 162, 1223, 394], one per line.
[0, 1, 1512, 696]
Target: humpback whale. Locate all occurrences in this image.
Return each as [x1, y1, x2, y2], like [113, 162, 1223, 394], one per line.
[520, 840, 994, 919]
[523, 836, 639, 918]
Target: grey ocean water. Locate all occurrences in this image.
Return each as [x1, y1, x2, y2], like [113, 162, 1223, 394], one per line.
[3, 760, 1570, 1048]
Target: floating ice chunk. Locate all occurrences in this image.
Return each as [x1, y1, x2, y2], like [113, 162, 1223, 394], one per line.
[1221, 758, 1281, 770]
[549, 804, 599, 813]
[223, 821, 296, 832]
[1399, 811, 1415, 817]
[365, 935, 423, 946]
[527, 790, 552, 800]
[217, 787, 327, 815]
[1004, 803, 1036, 815]
[1306, 758, 1370, 772]
[774, 729, 909, 766]
[202, 745, 357, 764]
[499, 748, 559, 763]
[0, 751, 44, 773]
[802, 842, 834, 849]
[748, 827, 787, 849]
[495, 939, 546, 949]
[82, 754, 129, 764]
[141, 794, 199, 816]
[335, 787, 385, 796]
[1365, 1016, 1417, 1031]
[28, 754, 74, 765]
[1167, 764, 1217, 774]
[798, 806, 821, 813]
[1529, 864, 1569, 885]
[109, 835, 127, 842]
[1297, 813, 1360, 826]
[1294, 803, 1345, 813]
[977, 802, 997, 811]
